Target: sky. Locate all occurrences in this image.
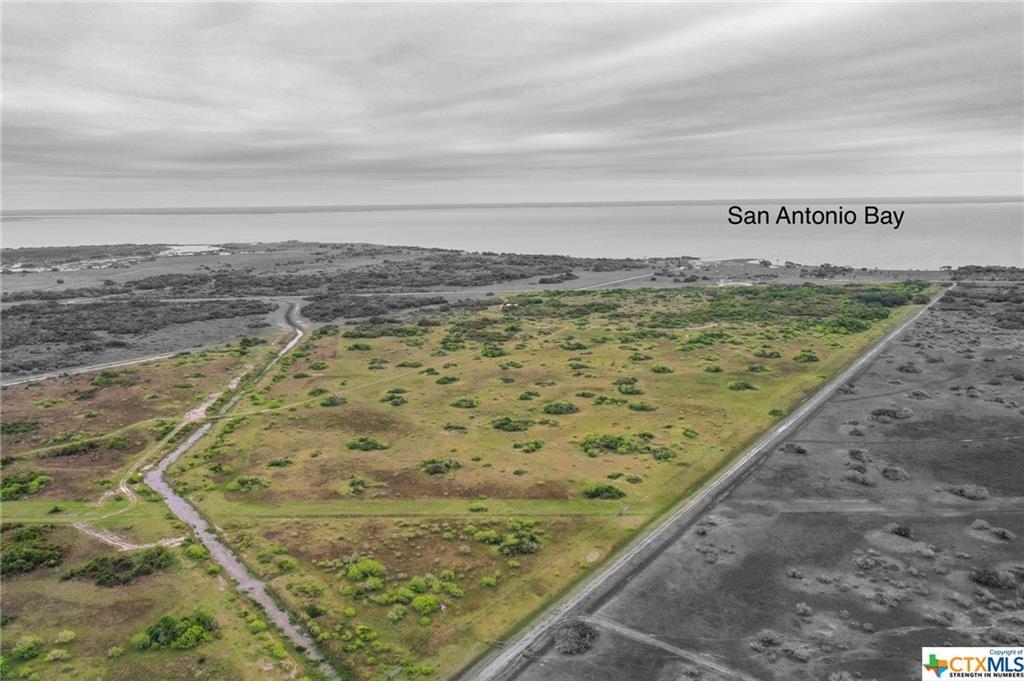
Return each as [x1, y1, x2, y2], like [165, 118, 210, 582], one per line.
[2, 2, 1022, 210]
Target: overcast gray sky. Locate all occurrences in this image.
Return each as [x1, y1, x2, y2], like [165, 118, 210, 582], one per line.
[2, 2, 1021, 210]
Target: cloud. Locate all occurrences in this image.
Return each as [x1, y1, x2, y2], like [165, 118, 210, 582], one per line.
[1, 2, 1021, 208]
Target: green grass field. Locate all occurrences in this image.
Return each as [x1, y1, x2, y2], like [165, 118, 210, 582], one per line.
[0, 524, 312, 680]
[2, 283, 933, 680]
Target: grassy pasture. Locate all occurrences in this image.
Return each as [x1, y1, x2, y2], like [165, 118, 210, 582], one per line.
[0, 341, 282, 506]
[158, 283, 929, 679]
[0, 525, 307, 680]
[1, 284, 932, 679]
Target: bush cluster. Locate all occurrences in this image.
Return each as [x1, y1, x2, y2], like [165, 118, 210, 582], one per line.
[131, 611, 217, 651]
[64, 546, 173, 587]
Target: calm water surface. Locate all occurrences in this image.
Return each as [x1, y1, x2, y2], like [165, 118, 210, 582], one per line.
[3, 201, 1021, 269]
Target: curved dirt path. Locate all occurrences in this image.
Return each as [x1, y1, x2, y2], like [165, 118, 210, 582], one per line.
[71, 522, 186, 551]
[140, 304, 338, 678]
[144, 424, 337, 678]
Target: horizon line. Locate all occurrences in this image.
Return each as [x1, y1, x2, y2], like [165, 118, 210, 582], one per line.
[3, 195, 1022, 218]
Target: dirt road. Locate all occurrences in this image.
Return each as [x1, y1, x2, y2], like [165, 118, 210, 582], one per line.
[140, 305, 338, 679]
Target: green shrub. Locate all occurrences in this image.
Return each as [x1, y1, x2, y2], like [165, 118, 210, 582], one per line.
[579, 434, 634, 456]
[320, 395, 347, 407]
[106, 645, 125, 658]
[225, 476, 270, 492]
[419, 458, 462, 475]
[346, 558, 386, 581]
[64, 546, 173, 586]
[265, 641, 288, 659]
[1, 420, 39, 434]
[449, 397, 479, 408]
[543, 401, 579, 415]
[679, 330, 733, 351]
[0, 524, 67, 574]
[10, 635, 45, 661]
[513, 439, 544, 453]
[727, 381, 757, 391]
[347, 475, 368, 495]
[593, 394, 628, 406]
[1, 471, 54, 500]
[411, 594, 440, 615]
[347, 343, 372, 351]
[53, 630, 76, 644]
[380, 393, 408, 407]
[794, 349, 819, 362]
[491, 416, 531, 432]
[346, 436, 389, 451]
[133, 611, 216, 651]
[183, 544, 209, 560]
[499, 519, 543, 555]
[581, 483, 626, 500]
[481, 345, 507, 358]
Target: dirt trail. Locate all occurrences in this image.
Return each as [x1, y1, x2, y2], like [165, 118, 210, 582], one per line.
[140, 304, 338, 679]
[583, 615, 763, 681]
[71, 522, 186, 551]
[62, 304, 334, 677]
